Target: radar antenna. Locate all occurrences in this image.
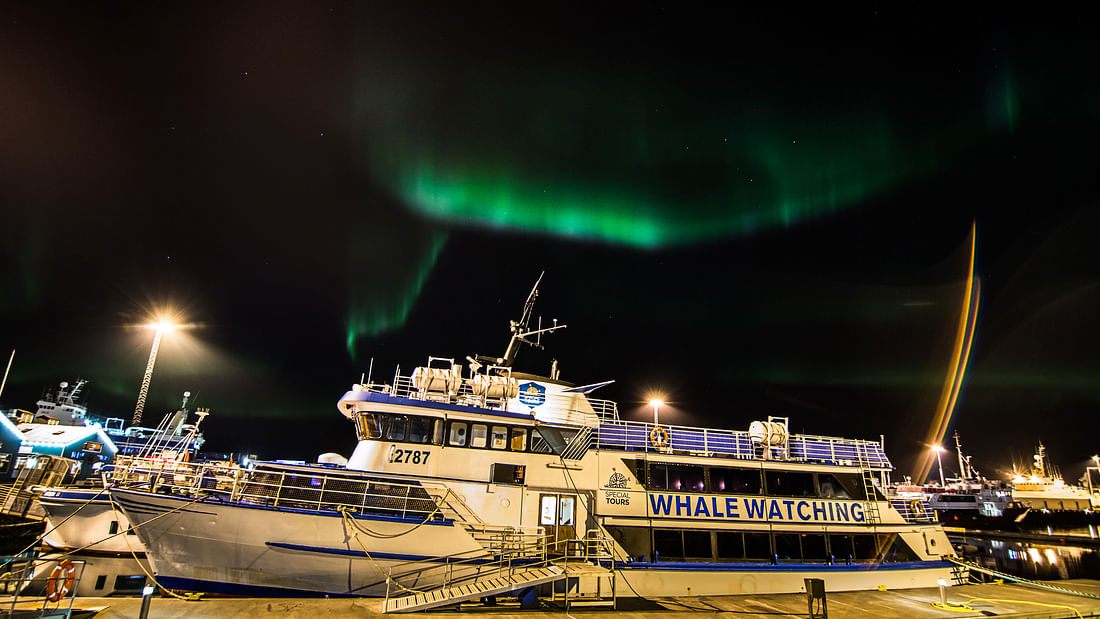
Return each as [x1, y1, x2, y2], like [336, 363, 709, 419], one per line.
[500, 272, 566, 367]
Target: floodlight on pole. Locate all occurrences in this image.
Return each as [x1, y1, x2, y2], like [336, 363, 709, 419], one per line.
[649, 398, 664, 426]
[132, 319, 177, 426]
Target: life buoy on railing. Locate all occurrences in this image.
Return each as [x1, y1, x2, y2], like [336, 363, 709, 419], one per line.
[909, 499, 925, 517]
[649, 427, 670, 450]
[46, 559, 76, 601]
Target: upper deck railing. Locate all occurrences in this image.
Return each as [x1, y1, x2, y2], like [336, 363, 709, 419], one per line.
[355, 372, 887, 469]
[593, 420, 892, 469]
[356, 372, 620, 420]
[111, 459, 445, 521]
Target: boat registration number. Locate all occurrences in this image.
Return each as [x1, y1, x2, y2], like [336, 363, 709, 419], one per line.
[388, 447, 430, 465]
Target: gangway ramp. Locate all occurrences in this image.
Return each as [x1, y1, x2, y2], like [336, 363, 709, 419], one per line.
[383, 564, 565, 613]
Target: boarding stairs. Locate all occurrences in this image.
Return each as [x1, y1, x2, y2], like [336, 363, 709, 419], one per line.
[383, 564, 565, 613]
[381, 526, 617, 613]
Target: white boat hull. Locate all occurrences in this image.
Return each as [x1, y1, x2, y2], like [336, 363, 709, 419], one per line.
[39, 489, 144, 554]
[111, 488, 489, 596]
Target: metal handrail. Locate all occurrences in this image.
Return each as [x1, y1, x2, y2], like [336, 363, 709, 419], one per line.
[111, 460, 444, 521]
[362, 373, 620, 420]
[593, 419, 892, 469]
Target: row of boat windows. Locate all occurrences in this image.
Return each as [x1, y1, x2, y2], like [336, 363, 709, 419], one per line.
[633, 461, 872, 500]
[354, 413, 555, 454]
[606, 526, 919, 564]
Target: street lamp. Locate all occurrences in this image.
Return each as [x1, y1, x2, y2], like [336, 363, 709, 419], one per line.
[649, 398, 664, 426]
[1088, 455, 1100, 496]
[933, 445, 946, 487]
[132, 319, 177, 426]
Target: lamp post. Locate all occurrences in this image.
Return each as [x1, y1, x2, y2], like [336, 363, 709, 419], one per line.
[133, 320, 176, 426]
[1088, 455, 1100, 496]
[933, 445, 946, 487]
[649, 399, 664, 427]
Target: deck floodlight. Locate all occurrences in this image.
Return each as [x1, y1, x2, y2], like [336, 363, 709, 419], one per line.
[649, 398, 664, 426]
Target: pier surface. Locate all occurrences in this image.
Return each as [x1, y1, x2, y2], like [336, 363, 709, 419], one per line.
[7, 579, 1100, 618]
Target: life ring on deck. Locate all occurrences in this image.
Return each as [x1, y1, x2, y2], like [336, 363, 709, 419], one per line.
[909, 499, 925, 517]
[46, 559, 76, 602]
[649, 427, 670, 450]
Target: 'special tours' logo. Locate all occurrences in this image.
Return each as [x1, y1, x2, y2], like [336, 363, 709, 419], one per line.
[604, 468, 631, 506]
[606, 470, 629, 489]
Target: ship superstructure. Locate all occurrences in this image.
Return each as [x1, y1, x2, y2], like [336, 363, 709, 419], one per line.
[109, 277, 957, 602]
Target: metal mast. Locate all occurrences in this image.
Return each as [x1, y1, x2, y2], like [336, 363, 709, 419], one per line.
[132, 328, 165, 426]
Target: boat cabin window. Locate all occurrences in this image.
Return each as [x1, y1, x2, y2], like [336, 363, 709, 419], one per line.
[817, 473, 865, 500]
[449, 422, 468, 446]
[774, 533, 799, 561]
[491, 426, 508, 450]
[879, 533, 919, 562]
[650, 463, 705, 492]
[713, 531, 773, 561]
[801, 533, 828, 561]
[763, 470, 815, 497]
[744, 532, 772, 560]
[356, 413, 445, 445]
[828, 533, 880, 562]
[385, 416, 407, 441]
[491, 463, 526, 485]
[715, 531, 743, 559]
[407, 417, 435, 444]
[774, 532, 828, 562]
[510, 428, 528, 451]
[470, 424, 488, 448]
[653, 529, 683, 561]
[614, 527, 914, 565]
[354, 414, 382, 440]
[708, 466, 762, 494]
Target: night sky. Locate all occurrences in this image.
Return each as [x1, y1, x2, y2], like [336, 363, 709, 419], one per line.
[2, 5, 1099, 484]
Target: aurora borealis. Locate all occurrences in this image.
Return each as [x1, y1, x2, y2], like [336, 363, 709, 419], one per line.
[2, 5, 1100, 477]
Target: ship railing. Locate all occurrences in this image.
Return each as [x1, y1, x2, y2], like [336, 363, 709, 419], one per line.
[382, 529, 554, 599]
[111, 460, 445, 522]
[587, 398, 619, 421]
[0, 554, 86, 617]
[381, 527, 613, 606]
[377, 372, 619, 420]
[594, 420, 893, 468]
[889, 498, 937, 523]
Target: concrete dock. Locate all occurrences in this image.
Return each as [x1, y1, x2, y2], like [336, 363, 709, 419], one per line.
[7, 579, 1100, 618]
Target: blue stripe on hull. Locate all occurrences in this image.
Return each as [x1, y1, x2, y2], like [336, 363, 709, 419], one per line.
[155, 576, 372, 598]
[618, 559, 953, 571]
[265, 541, 535, 565]
[111, 490, 454, 526]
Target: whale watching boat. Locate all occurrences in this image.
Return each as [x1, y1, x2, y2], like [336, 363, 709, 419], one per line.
[109, 276, 957, 604]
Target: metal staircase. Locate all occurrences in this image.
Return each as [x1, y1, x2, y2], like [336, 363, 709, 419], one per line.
[383, 565, 565, 613]
[559, 426, 594, 461]
[421, 485, 485, 526]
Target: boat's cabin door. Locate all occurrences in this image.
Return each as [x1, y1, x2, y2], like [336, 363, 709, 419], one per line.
[539, 493, 577, 554]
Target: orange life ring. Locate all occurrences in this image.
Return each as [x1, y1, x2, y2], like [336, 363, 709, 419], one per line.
[46, 559, 76, 601]
[649, 427, 670, 449]
[909, 499, 925, 517]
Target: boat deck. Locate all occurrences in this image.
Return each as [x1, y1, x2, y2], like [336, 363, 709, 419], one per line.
[12, 579, 1100, 617]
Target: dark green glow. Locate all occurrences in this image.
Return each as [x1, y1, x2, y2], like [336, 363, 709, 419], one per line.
[354, 61, 943, 248]
[345, 231, 447, 360]
[987, 69, 1019, 132]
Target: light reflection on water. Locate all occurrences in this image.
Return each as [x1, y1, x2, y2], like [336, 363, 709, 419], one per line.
[951, 530, 1100, 581]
